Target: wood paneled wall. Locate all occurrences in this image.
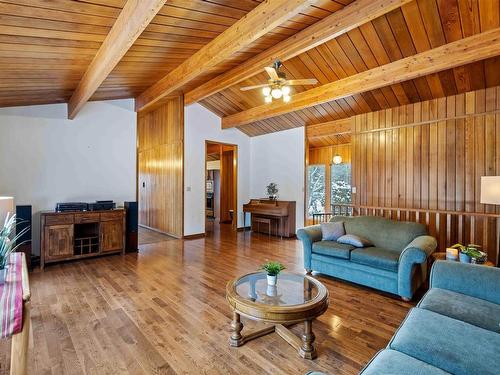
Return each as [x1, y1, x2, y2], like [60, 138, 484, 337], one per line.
[309, 86, 500, 264]
[137, 96, 183, 238]
[309, 144, 351, 166]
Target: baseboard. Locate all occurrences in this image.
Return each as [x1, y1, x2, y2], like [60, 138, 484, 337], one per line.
[237, 226, 251, 232]
[183, 233, 206, 240]
[139, 224, 182, 239]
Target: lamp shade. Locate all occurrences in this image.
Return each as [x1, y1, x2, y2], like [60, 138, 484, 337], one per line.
[480, 176, 500, 204]
[0, 196, 14, 225]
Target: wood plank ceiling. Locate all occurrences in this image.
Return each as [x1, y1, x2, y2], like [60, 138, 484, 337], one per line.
[198, 0, 500, 143]
[0, 0, 347, 108]
[0, 0, 499, 147]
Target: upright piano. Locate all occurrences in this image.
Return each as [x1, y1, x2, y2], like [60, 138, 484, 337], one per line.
[243, 199, 296, 238]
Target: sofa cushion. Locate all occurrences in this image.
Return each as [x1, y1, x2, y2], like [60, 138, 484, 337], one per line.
[418, 288, 500, 333]
[320, 221, 345, 241]
[360, 349, 451, 375]
[312, 241, 354, 260]
[329, 215, 427, 251]
[389, 308, 500, 375]
[337, 234, 373, 248]
[350, 247, 400, 272]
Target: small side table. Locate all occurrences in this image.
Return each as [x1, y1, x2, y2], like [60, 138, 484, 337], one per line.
[430, 252, 495, 267]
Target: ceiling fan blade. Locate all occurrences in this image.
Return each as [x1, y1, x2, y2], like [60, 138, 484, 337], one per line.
[264, 66, 280, 81]
[286, 79, 318, 86]
[240, 84, 270, 91]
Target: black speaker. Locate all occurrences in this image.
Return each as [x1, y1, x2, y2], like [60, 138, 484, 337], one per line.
[124, 201, 138, 253]
[15, 205, 32, 269]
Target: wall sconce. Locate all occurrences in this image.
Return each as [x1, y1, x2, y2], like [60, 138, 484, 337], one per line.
[332, 154, 342, 165]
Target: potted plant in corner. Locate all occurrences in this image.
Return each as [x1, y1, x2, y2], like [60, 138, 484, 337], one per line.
[0, 213, 29, 284]
[450, 243, 486, 264]
[260, 261, 285, 286]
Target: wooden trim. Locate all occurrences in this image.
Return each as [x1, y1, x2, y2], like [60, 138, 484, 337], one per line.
[204, 140, 238, 233]
[67, 0, 167, 118]
[183, 233, 206, 240]
[184, 0, 412, 104]
[135, 0, 317, 113]
[308, 108, 500, 140]
[222, 28, 500, 129]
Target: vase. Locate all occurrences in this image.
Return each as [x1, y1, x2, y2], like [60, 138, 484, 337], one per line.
[0, 267, 7, 285]
[266, 284, 277, 297]
[267, 274, 277, 286]
[459, 252, 471, 263]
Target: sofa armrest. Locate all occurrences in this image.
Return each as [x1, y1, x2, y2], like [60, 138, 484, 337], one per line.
[430, 260, 500, 305]
[297, 225, 322, 271]
[398, 235, 437, 298]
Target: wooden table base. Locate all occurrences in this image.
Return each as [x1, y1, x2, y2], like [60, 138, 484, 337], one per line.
[229, 312, 317, 359]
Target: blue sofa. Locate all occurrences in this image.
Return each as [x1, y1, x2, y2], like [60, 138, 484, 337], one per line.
[297, 216, 437, 300]
[360, 261, 500, 374]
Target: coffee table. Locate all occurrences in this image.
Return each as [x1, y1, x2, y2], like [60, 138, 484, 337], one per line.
[226, 272, 329, 359]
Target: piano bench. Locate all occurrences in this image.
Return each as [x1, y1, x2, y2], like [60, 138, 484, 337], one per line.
[253, 217, 273, 236]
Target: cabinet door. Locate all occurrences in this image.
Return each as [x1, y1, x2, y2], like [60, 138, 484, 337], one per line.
[100, 220, 123, 252]
[45, 224, 74, 259]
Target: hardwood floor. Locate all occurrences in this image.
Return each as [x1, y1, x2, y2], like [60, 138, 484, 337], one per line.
[0, 228, 413, 375]
[138, 227, 175, 246]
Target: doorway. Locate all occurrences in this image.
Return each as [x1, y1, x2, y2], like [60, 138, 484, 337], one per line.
[205, 141, 237, 234]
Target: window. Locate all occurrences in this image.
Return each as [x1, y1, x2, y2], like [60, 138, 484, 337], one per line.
[331, 163, 352, 204]
[307, 165, 325, 216]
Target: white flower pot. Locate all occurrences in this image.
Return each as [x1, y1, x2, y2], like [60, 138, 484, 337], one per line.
[267, 274, 277, 286]
[266, 284, 277, 297]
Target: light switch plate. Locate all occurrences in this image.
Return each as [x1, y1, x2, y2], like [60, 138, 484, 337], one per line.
[186, 186, 191, 192]
[352, 187, 357, 194]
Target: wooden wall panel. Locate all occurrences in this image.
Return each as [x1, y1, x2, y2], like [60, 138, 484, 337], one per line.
[137, 96, 183, 237]
[311, 86, 500, 263]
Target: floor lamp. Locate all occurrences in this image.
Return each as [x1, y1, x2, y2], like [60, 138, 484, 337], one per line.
[480, 176, 500, 266]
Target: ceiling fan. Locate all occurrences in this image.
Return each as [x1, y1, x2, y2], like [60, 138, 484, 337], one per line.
[240, 60, 318, 103]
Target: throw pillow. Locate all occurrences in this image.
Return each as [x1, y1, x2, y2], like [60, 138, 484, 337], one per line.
[321, 221, 345, 241]
[337, 234, 373, 248]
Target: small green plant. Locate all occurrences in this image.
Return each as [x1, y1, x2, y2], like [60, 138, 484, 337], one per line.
[450, 243, 483, 259]
[260, 261, 286, 276]
[0, 213, 29, 270]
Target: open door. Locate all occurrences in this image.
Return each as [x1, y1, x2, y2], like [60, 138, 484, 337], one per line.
[205, 141, 237, 233]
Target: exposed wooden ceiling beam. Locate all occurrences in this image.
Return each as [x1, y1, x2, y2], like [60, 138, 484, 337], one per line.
[222, 27, 500, 129]
[306, 118, 352, 139]
[135, 0, 319, 113]
[67, 0, 167, 119]
[185, 0, 412, 105]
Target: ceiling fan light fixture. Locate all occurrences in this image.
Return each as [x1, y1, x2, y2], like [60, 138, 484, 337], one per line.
[271, 88, 283, 99]
[282, 86, 291, 95]
[283, 95, 291, 103]
[262, 87, 271, 96]
[264, 95, 272, 103]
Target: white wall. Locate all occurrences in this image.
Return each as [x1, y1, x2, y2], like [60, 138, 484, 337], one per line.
[0, 100, 137, 254]
[184, 103, 251, 235]
[250, 127, 305, 229]
[184, 103, 306, 235]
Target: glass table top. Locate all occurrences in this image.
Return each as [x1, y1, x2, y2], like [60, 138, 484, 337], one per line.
[234, 272, 319, 306]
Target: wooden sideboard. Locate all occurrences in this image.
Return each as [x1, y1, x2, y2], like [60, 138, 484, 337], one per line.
[40, 209, 125, 269]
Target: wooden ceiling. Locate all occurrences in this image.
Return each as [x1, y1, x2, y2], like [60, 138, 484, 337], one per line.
[201, 0, 500, 139]
[1, 0, 499, 146]
[0, 0, 348, 108]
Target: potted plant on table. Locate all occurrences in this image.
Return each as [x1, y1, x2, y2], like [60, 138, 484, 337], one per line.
[260, 261, 285, 286]
[0, 213, 29, 284]
[450, 243, 486, 264]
